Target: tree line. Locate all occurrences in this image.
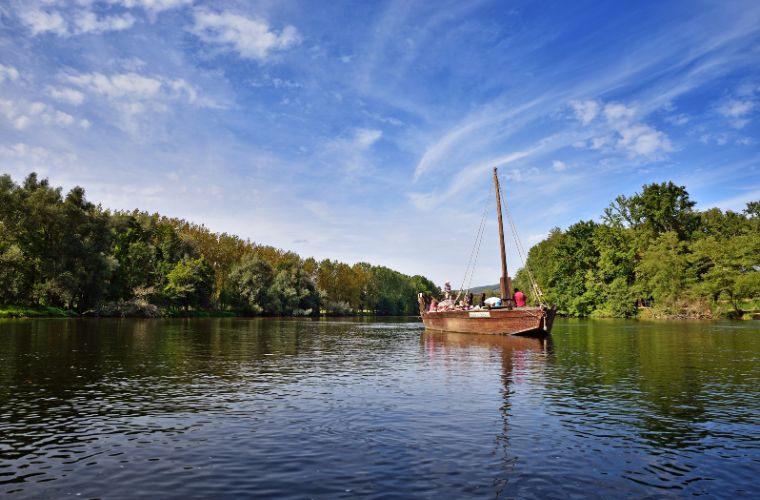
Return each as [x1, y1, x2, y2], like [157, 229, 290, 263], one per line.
[513, 182, 760, 319]
[0, 173, 439, 317]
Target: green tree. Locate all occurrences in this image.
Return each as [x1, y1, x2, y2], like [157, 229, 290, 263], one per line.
[637, 232, 689, 312]
[689, 233, 760, 313]
[225, 254, 274, 314]
[164, 257, 214, 310]
[603, 181, 698, 239]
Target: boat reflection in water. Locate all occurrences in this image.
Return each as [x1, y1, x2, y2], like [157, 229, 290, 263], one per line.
[421, 329, 552, 496]
[421, 329, 551, 390]
[422, 328, 551, 350]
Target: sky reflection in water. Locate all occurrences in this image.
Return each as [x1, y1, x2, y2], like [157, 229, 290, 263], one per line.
[0, 318, 758, 498]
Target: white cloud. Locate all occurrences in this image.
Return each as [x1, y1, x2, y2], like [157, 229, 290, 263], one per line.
[115, 0, 193, 13]
[572, 99, 673, 159]
[0, 143, 78, 171]
[47, 87, 86, 105]
[718, 99, 754, 118]
[66, 72, 166, 99]
[0, 64, 20, 83]
[322, 128, 383, 172]
[0, 99, 85, 130]
[589, 135, 613, 150]
[665, 113, 690, 125]
[409, 147, 539, 210]
[603, 102, 636, 122]
[552, 160, 567, 171]
[0, 143, 48, 160]
[73, 10, 135, 34]
[19, 9, 68, 36]
[63, 71, 205, 131]
[19, 7, 135, 36]
[729, 118, 750, 129]
[190, 9, 300, 61]
[616, 123, 671, 156]
[354, 128, 382, 148]
[700, 132, 730, 146]
[570, 99, 600, 124]
[414, 118, 484, 180]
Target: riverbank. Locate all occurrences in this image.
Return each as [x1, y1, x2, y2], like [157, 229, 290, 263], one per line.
[0, 306, 240, 319]
[0, 306, 412, 320]
[0, 306, 78, 319]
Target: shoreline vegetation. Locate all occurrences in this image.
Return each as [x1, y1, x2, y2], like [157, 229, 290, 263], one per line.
[2, 174, 758, 321]
[1, 173, 439, 320]
[511, 182, 759, 320]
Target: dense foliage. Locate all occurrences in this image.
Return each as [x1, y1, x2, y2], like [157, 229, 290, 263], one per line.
[0, 173, 438, 316]
[514, 182, 760, 318]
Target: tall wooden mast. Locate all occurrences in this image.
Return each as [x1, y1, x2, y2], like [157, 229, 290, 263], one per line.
[493, 167, 513, 305]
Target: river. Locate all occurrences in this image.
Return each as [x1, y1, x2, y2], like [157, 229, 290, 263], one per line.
[1, 318, 758, 498]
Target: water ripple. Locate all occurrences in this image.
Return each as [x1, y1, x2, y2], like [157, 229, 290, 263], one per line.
[0, 318, 758, 498]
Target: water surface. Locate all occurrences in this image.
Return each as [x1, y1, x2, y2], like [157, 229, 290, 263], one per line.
[1, 318, 758, 498]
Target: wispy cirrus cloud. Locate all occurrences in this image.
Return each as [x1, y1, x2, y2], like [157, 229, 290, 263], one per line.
[1, 0, 759, 288]
[409, 147, 540, 210]
[320, 128, 383, 173]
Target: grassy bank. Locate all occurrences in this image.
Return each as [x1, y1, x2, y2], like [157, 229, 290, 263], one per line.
[0, 306, 78, 318]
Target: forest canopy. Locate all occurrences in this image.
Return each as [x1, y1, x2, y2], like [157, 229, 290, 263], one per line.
[513, 181, 760, 319]
[0, 173, 438, 317]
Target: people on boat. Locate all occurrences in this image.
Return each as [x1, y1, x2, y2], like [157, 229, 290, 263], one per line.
[418, 293, 432, 315]
[443, 281, 452, 300]
[514, 288, 526, 307]
[464, 292, 473, 308]
[484, 296, 502, 308]
[429, 297, 439, 312]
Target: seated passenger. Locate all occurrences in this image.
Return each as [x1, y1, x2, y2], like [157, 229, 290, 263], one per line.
[514, 289, 526, 307]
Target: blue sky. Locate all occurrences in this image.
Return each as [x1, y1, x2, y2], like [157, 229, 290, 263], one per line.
[1, 0, 759, 287]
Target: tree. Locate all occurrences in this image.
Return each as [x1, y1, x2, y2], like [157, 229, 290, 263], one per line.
[636, 232, 689, 312]
[689, 233, 760, 313]
[225, 254, 274, 314]
[603, 182, 698, 239]
[268, 260, 321, 316]
[164, 257, 214, 310]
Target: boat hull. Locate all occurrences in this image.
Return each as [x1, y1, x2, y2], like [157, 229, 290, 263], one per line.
[421, 306, 556, 336]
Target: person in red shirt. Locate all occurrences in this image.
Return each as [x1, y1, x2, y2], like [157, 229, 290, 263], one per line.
[514, 289, 526, 307]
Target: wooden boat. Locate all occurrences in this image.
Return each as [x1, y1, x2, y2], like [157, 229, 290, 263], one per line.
[420, 167, 556, 336]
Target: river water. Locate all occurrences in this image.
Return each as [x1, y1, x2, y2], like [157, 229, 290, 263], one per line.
[0, 318, 758, 498]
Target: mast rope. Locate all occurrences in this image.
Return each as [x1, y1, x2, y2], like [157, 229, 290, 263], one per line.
[498, 181, 546, 305]
[455, 195, 490, 303]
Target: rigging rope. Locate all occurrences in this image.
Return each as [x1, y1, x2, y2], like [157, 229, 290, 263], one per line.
[455, 195, 491, 303]
[452, 172, 547, 308]
[498, 182, 546, 305]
